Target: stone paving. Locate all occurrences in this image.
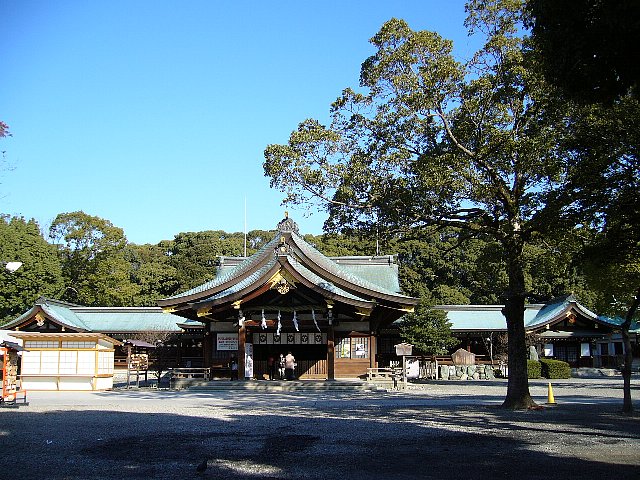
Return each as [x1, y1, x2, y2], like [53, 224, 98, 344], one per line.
[1, 377, 638, 479]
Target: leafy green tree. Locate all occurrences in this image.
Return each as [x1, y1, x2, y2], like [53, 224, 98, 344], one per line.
[264, 2, 580, 408]
[528, 1, 640, 413]
[125, 243, 181, 306]
[0, 215, 64, 322]
[400, 301, 457, 356]
[165, 229, 283, 292]
[167, 230, 246, 291]
[246, 229, 277, 252]
[520, 231, 595, 304]
[304, 232, 378, 257]
[584, 205, 639, 414]
[49, 211, 138, 306]
[552, 97, 640, 413]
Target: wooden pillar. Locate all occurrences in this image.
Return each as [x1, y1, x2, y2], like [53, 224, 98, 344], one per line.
[370, 333, 377, 369]
[202, 329, 213, 379]
[327, 323, 335, 381]
[176, 338, 182, 366]
[238, 324, 246, 381]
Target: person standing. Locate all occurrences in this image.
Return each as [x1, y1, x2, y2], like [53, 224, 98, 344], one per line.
[229, 355, 238, 381]
[284, 351, 296, 380]
[267, 355, 276, 380]
[278, 353, 286, 380]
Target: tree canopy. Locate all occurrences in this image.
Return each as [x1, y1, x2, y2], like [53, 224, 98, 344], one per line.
[49, 211, 137, 305]
[528, 0, 640, 413]
[264, 0, 587, 408]
[0, 215, 64, 322]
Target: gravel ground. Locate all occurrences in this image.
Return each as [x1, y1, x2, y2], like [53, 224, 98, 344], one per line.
[1, 377, 639, 479]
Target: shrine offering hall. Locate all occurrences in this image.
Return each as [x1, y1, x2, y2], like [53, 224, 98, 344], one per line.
[157, 216, 419, 380]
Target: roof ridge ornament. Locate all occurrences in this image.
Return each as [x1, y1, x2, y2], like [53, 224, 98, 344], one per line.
[277, 211, 299, 234]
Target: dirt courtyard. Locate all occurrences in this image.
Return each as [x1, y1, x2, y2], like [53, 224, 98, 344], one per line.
[1, 378, 638, 479]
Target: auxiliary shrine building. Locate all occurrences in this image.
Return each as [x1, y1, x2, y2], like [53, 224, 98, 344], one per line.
[157, 215, 419, 380]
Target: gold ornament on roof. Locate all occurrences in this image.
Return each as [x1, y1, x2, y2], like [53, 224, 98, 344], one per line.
[276, 280, 291, 295]
[268, 269, 296, 295]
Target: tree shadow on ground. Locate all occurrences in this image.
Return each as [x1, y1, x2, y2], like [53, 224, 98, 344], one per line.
[1, 397, 639, 479]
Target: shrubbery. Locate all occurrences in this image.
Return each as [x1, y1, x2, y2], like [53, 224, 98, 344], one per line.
[540, 359, 571, 379]
[527, 359, 542, 379]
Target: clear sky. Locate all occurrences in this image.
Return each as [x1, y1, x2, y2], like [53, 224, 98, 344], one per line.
[1, 1, 478, 245]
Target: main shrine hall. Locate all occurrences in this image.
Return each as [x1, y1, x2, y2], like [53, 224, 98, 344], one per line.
[157, 215, 419, 380]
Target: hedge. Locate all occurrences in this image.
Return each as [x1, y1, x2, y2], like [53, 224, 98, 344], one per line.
[527, 360, 542, 379]
[540, 359, 571, 379]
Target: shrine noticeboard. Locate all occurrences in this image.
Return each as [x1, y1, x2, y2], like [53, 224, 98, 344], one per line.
[217, 333, 238, 351]
[395, 343, 413, 357]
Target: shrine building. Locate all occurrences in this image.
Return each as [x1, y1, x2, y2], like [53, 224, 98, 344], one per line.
[157, 215, 420, 380]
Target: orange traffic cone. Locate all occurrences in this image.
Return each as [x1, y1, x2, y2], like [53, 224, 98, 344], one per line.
[545, 382, 556, 405]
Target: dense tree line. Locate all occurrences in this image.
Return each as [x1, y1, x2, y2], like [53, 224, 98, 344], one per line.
[2, 210, 598, 323]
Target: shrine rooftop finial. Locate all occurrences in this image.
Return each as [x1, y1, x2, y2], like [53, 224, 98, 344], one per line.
[277, 212, 299, 234]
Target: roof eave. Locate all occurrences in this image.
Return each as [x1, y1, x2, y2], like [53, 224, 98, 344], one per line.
[288, 234, 419, 307]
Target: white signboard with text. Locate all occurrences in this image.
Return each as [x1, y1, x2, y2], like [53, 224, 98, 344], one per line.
[217, 333, 238, 351]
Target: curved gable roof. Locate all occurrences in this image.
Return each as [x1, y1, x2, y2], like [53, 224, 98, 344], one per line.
[525, 294, 603, 329]
[287, 232, 415, 304]
[158, 222, 418, 313]
[158, 235, 281, 306]
[4, 298, 91, 332]
[436, 295, 622, 332]
[5, 297, 186, 334]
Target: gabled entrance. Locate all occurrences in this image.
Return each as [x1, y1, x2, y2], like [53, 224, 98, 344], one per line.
[158, 214, 419, 380]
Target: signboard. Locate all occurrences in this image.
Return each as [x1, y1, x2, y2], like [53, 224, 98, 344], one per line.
[130, 353, 148, 371]
[217, 333, 238, 351]
[394, 343, 413, 356]
[245, 343, 254, 379]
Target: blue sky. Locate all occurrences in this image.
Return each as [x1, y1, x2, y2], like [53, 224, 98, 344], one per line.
[1, 1, 477, 245]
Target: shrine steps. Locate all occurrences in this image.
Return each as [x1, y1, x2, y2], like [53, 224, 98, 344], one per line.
[180, 379, 387, 393]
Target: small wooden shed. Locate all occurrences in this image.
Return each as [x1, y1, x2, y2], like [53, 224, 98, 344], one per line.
[9, 332, 121, 391]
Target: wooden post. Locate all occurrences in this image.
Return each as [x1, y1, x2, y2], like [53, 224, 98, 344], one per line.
[202, 329, 213, 379]
[238, 324, 246, 381]
[126, 342, 132, 389]
[327, 324, 335, 381]
[369, 334, 377, 369]
[176, 338, 182, 366]
[402, 355, 407, 390]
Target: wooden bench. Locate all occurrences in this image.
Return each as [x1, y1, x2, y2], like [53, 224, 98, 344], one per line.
[169, 368, 211, 389]
[366, 367, 403, 381]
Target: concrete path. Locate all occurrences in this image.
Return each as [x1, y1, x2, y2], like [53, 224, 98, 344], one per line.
[2, 377, 638, 479]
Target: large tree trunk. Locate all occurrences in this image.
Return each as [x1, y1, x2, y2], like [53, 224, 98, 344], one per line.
[501, 236, 537, 409]
[621, 288, 639, 414]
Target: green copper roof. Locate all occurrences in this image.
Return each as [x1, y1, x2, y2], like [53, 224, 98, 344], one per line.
[289, 231, 413, 300]
[159, 225, 417, 311]
[6, 298, 187, 333]
[435, 295, 627, 332]
[165, 235, 280, 301]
